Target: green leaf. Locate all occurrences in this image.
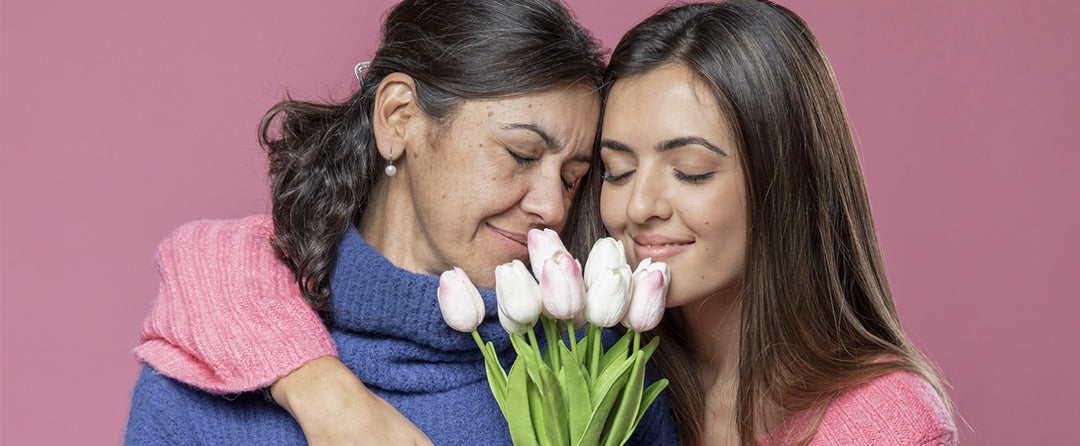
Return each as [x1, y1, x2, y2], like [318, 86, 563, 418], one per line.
[621, 379, 669, 445]
[538, 364, 569, 446]
[598, 330, 634, 375]
[590, 349, 635, 404]
[527, 375, 550, 446]
[574, 357, 634, 446]
[478, 341, 507, 411]
[638, 336, 661, 362]
[505, 361, 539, 446]
[560, 360, 592, 444]
[601, 352, 646, 446]
[510, 333, 544, 387]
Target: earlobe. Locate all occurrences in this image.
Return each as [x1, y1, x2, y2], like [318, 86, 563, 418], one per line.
[372, 73, 419, 162]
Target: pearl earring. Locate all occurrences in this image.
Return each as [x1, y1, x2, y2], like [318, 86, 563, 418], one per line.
[385, 149, 398, 177]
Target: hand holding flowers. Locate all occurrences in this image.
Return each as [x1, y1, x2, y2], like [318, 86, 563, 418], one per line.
[437, 230, 671, 446]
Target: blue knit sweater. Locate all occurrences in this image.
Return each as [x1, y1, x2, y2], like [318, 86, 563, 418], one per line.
[125, 226, 678, 445]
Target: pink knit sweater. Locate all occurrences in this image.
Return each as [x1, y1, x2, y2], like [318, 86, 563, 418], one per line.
[134, 215, 336, 394]
[135, 216, 956, 443]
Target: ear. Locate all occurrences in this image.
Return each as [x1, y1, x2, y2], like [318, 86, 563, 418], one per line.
[372, 73, 422, 162]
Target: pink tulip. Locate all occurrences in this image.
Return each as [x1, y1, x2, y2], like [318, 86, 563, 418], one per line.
[540, 253, 586, 320]
[527, 228, 570, 283]
[622, 259, 670, 332]
[437, 267, 486, 332]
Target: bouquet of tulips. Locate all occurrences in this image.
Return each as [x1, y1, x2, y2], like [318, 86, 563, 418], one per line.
[437, 229, 671, 446]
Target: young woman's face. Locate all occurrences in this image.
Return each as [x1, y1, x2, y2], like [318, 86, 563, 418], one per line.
[600, 64, 748, 307]
[400, 84, 599, 289]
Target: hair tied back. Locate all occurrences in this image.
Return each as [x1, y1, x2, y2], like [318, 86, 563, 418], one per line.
[354, 61, 371, 85]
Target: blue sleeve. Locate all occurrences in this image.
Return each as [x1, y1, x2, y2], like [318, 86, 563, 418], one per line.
[124, 365, 304, 445]
[125, 366, 197, 445]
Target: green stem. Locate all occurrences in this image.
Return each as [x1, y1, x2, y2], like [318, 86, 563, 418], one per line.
[526, 324, 543, 362]
[566, 320, 577, 353]
[471, 330, 486, 352]
[542, 315, 561, 371]
[589, 324, 601, 383]
[632, 330, 641, 354]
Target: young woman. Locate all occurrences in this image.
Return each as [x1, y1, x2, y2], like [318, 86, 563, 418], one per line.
[597, 2, 955, 443]
[123, 0, 677, 444]
[130, 1, 956, 445]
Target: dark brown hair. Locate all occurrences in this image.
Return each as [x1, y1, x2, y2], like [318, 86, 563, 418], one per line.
[259, 0, 605, 310]
[601, 1, 952, 444]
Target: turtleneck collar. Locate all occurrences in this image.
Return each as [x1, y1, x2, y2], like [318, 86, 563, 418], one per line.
[327, 225, 514, 392]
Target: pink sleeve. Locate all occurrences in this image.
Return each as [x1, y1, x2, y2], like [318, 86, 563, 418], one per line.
[133, 215, 337, 394]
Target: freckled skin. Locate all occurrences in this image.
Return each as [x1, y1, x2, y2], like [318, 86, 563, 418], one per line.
[374, 84, 600, 289]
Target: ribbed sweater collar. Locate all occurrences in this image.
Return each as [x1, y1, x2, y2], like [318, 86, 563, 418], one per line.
[328, 225, 512, 355]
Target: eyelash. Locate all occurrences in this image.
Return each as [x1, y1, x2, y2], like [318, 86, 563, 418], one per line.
[507, 148, 538, 166]
[602, 169, 715, 184]
[509, 148, 578, 192]
[674, 170, 715, 183]
[602, 170, 634, 183]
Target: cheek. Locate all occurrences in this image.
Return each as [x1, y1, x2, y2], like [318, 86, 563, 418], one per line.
[599, 185, 624, 234]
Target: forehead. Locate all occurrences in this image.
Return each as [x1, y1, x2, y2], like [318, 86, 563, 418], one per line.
[455, 84, 601, 148]
[602, 64, 735, 149]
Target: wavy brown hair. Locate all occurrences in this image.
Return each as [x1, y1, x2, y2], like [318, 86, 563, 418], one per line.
[599, 1, 953, 444]
[259, 0, 605, 311]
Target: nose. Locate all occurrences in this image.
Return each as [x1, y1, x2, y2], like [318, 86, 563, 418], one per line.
[625, 167, 671, 224]
[520, 168, 569, 229]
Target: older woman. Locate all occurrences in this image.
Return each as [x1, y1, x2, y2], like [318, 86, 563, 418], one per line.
[123, 0, 675, 444]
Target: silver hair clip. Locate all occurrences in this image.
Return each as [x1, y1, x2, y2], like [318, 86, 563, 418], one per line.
[354, 61, 372, 84]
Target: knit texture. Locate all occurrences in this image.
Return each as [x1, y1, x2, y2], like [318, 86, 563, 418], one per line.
[134, 215, 337, 393]
[761, 371, 956, 445]
[125, 217, 678, 445]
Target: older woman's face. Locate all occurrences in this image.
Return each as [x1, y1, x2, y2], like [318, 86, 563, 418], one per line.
[600, 64, 748, 308]
[393, 84, 599, 289]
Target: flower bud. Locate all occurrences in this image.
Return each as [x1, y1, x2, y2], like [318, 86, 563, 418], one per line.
[584, 263, 632, 327]
[527, 228, 570, 282]
[495, 260, 542, 334]
[622, 258, 670, 332]
[540, 253, 586, 320]
[583, 237, 627, 290]
[437, 267, 486, 332]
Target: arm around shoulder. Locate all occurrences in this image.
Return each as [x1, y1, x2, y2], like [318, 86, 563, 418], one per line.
[133, 215, 337, 393]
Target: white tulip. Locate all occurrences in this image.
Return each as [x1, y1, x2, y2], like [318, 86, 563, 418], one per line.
[495, 260, 542, 334]
[583, 237, 627, 290]
[584, 263, 632, 327]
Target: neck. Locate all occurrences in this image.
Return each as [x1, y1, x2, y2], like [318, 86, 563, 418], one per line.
[681, 288, 742, 389]
[678, 286, 743, 444]
[358, 173, 439, 276]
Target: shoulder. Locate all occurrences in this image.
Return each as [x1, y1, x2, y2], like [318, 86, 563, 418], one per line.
[153, 215, 288, 280]
[813, 371, 956, 445]
[156, 215, 274, 258]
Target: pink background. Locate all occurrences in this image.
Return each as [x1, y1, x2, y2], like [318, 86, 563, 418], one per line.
[2, 0, 1077, 444]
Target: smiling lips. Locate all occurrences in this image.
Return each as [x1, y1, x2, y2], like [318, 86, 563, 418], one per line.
[488, 224, 530, 258]
[632, 234, 693, 262]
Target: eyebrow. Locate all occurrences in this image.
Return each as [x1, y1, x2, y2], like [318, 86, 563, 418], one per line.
[657, 136, 728, 157]
[601, 136, 728, 157]
[502, 123, 591, 163]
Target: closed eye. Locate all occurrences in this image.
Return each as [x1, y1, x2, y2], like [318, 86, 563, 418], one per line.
[507, 148, 538, 166]
[673, 170, 715, 183]
[602, 170, 634, 183]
